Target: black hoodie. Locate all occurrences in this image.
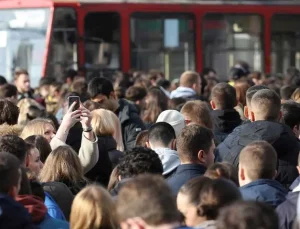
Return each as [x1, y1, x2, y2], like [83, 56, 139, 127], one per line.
[211, 109, 242, 143]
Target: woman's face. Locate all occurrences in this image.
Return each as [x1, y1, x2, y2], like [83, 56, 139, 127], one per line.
[43, 123, 56, 142]
[177, 192, 202, 227]
[28, 148, 43, 176]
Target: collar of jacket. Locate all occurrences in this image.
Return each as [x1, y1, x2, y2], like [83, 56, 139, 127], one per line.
[118, 99, 138, 124]
[240, 179, 284, 190]
[175, 163, 207, 174]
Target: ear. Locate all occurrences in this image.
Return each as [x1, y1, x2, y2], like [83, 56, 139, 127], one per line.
[192, 83, 197, 91]
[278, 111, 283, 121]
[240, 167, 246, 181]
[250, 111, 255, 122]
[118, 175, 122, 181]
[297, 166, 300, 175]
[210, 100, 216, 110]
[273, 170, 278, 179]
[109, 91, 117, 100]
[171, 139, 177, 150]
[197, 150, 205, 164]
[8, 186, 18, 199]
[25, 154, 30, 168]
[244, 106, 249, 119]
[145, 141, 151, 149]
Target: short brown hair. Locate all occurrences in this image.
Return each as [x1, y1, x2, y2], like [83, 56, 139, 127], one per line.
[14, 69, 29, 80]
[239, 141, 277, 180]
[251, 89, 281, 121]
[135, 130, 149, 147]
[116, 174, 180, 226]
[205, 162, 239, 186]
[180, 71, 200, 88]
[0, 84, 18, 99]
[234, 81, 251, 107]
[126, 86, 147, 102]
[181, 101, 213, 129]
[177, 125, 214, 163]
[0, 99, 19, 125]
[0, 152, 21, 194]
[211, 83, 237, 109]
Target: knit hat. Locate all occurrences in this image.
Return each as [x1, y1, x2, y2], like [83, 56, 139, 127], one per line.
[156, 110, 185, 138]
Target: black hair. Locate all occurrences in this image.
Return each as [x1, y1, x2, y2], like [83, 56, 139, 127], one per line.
[87, 77, 114, 99]
[65, 69, 78, 81]
[39, 77, 56, 87]
[280, 85, 296, 100]
[0, 84, 18, 99]
[0, 75, 7, 86]
[118, 147, 163, 179]
[202, 67, 216, 76]
[25, 135, 52, 163]
[148, 122, 176, 146]
[281, 101, 300, 130]
[157, 79, 171, 90]
[0, 135, 27, 164]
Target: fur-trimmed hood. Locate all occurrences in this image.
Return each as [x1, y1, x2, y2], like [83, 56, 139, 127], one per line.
[0, 124, 23, 136]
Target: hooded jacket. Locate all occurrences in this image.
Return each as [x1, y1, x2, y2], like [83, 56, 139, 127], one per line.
[170, 87, 196, 99]
[240, 179, 287, 208]
[276, 181, 300, 229]
[44, 192, 65, 221]
[211, 109, 242, 143]
[153, 148, 180, 177]
[118, 99, 145, 150]
[16, 195, 69, 229]
[0, 193, 36, 229]
[215, 121, 300, 185]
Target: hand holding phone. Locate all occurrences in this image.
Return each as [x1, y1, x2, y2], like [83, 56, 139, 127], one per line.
[68, 96, 80, 111]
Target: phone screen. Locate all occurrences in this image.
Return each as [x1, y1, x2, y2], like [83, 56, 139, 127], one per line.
[68, 96, 80, 111]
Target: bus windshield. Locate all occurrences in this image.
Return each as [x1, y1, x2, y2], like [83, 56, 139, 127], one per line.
[0, 8, 50, 87]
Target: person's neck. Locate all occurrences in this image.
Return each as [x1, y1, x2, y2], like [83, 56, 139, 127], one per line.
[145, 222, 180, 229]
[180, 160, 204, 166]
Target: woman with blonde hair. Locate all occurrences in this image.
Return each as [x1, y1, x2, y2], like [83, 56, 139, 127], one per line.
[40, 145, 89, 195]
[21, 102, 99, 174]
[70, 185, 118, 229]
[88, 109, 123, 186]
[291, 88, 300, 103]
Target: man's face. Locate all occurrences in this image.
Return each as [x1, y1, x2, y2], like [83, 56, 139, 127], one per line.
[15, 74, 30, 93]
[92, 93, 118, 112]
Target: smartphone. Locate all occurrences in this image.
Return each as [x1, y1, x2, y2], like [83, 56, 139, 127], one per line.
[68, 96, 80, 111]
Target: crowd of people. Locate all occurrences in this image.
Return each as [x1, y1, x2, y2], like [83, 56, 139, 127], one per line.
[0, 62, 300, 229]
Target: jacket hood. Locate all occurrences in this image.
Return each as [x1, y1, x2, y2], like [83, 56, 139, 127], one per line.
[170, 87, 196, 99]
[211, 109, 241, 133]
[16, 195, 47, 223]
[118, 99, 140, 124]
[0, 124, 23, 136]
[290, 176, 300, 191]
[98, 135, 117, 151]
[153, 148, 180, 175]
[240, 179, 287, 208]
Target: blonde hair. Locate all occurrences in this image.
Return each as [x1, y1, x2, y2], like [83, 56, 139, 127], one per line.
[70, 185, 118, 229]
[39, 145, 87, 184]
[20, 119, 55, 140]
[17, 98, 44, 126]
[91, 109, 124, 151]
[291, 88, 300, 103]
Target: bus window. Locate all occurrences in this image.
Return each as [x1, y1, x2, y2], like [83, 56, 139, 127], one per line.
[131, 13, 195, 80]
[84, 13, 120, 70]
[0, 8, 50, 87]
[47, 8, 77, 81]
[202, 14, 263, 80]
[271, 15, 300, 74]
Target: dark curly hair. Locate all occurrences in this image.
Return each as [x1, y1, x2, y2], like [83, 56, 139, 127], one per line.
[117, 147, 163, 179]
[0, 99, 19, 125]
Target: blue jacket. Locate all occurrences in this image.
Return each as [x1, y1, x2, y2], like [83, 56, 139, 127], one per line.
[240, 179, 287, 208]
[38, 214, 69, 229]
[0, 193, 37, 229]
[276, 191, 299, 229]
[215, 121, 300, 185]
[167, 164, 206, 196]
[44, 192, 66, 221]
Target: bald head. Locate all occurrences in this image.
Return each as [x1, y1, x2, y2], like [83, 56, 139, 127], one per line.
[250, 89, 281, 122]
[179, 71, 201, 93]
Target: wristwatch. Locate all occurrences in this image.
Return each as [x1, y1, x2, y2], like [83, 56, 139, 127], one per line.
[83, 126, 93, 132]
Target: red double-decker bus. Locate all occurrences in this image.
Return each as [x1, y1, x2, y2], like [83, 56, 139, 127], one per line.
[1, 0, 300, 85]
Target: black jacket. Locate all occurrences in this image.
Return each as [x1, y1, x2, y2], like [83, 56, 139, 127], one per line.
[215, 121, 300, 185]
[85, 135, 122, 185]
[211, 109, 242, 143]
[118, 99, 145, 150]
[42, 182, 74, 220]
[167, 164, 207, 196]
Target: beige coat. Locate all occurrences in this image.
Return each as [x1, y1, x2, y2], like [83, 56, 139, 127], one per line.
[50, 133, 99, 174]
